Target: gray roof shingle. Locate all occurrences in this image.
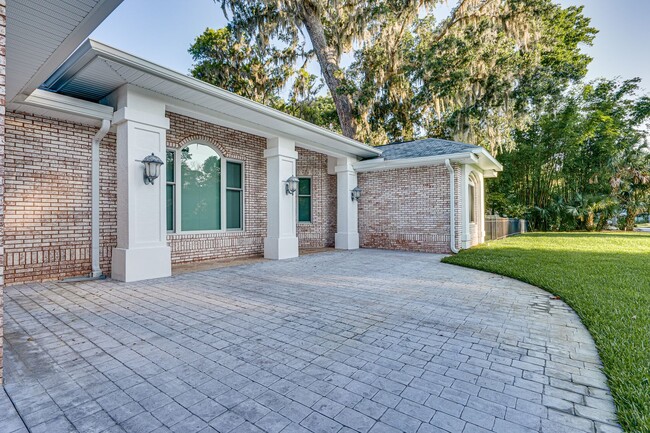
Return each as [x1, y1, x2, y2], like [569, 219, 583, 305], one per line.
[373, 138, 481, 160]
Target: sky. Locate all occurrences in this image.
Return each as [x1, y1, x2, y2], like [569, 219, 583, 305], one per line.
[90, 0, 650, 91]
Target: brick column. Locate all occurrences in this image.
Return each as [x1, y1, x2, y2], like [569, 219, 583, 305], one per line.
[0, 0, 6, 384]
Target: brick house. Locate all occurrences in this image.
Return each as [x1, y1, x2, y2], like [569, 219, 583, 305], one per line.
[0, 1, 501, 381]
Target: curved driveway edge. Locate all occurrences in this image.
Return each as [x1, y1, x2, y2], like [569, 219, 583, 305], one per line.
[3, 249, 621, 433]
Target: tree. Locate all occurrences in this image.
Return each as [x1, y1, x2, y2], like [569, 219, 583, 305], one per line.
[350, 2, 596, 149]
[489, 78, 650, 231]
[189, 26, 298, 105]
[191, 1, 595, 147]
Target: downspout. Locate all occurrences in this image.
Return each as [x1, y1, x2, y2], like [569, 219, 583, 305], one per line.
[445, 159, 460, 254]
[90, 119, 111, 278]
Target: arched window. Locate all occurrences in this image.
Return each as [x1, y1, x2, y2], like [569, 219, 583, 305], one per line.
[468, 172, 479, 224]
[165, 142, 244, 233]
[181, 143, 222, 231]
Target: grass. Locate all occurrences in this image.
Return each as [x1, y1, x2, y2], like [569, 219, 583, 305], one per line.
[442, 232, 650, 433]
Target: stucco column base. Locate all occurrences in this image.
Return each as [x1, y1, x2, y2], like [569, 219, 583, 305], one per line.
[264, 237, 299, 260]
[112, 246, 171, 282]
[335, 232, 360, 250]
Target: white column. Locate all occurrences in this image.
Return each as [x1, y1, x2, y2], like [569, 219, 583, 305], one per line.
[110, 87, 171, 281]
[335, 157, 360, 250]
[477, 170, 486, 243]
[264, 137, 299, 259]
[460, 165, 472, 249]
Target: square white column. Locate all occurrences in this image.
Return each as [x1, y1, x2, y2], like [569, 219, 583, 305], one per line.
[110, 87, 171, 281]
[477, 170, 486, 243]
[460, 164, 472, 249]
[335, 157, 360, 250]
[264, 137, 299, 259]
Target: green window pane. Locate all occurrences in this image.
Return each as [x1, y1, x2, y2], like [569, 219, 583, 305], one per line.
[181, 143, 221, 231]
[166, 151, 175, 182]
[298, 178, 311, 196]
[226, 161, 242, 189]
[166, 184, 174, 231]
[469, 185, 476, 223]
[226, 189, 242, 229]
[298, 196, 312, 222]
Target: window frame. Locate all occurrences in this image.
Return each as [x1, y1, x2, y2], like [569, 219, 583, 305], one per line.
[166, 142, 245, 234]
[166, 150, 176, 233]
[468, 181, 476, 224]
[297, 176, 313, 224]
[225, 159, 245, 231]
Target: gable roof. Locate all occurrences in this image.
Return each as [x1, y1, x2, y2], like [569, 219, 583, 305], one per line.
[376, 138, 481, 160]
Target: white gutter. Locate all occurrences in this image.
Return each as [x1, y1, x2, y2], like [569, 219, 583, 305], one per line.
[91, 119, 111, 278]
[445, 159, 460, 254]
[354, 152, 478, 173]
[13, 89, 114, 120]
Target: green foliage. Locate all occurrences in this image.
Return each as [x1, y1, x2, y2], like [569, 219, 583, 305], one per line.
[189, 27, 298, 105]
[442, 232, 650, 432]
[350, 1, 597, 148]
[191, 1, 596, 145]
[490, 78, 650, 231]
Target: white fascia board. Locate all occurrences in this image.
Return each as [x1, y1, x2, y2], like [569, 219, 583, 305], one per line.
[471, 148, 503, 172]
[15, 89, 114, 120]
[10, 0, 124, 101]
[166, 102, 361, 159]
[47, 39, 382, 159]
[354, 152, 478, 172]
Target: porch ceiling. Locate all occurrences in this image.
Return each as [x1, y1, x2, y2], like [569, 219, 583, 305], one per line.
[6, 0, 123, 102]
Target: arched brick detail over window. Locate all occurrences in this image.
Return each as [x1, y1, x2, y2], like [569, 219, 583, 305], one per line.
[171, 135, 227, 157]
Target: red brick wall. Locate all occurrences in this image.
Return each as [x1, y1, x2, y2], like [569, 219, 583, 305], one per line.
[165, 112, 267, 263]
[358, 164, 462, 253]
[4, 112, 117, 285]
[0, 0, 6, 383]
[296, 148, 336, 248]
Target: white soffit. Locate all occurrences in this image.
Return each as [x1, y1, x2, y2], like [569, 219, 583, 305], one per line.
[42, 40, 382, 159]
[6, 0, 123, 101]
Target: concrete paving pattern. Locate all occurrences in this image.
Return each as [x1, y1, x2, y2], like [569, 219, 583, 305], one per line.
[1, 250, 621, 432]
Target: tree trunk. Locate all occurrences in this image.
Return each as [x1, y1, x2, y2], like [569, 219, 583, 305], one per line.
[300, 7, 358, 139]
[625, 208, 637, 231]
[586, 211, 595, 231]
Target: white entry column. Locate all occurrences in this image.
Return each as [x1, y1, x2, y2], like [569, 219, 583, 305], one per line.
[335, 157, 360, 250]
[264, 137, 299, 259]
[110, 86, 171, 281]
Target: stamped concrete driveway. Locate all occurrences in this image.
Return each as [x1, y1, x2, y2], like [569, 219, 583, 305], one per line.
[2, 250, 621, 433]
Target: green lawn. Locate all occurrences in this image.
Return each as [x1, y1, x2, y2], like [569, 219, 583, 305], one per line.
[442, 232, 650, 433]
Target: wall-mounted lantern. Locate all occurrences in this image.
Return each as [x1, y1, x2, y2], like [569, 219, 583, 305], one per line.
[139, 153, 164, 185]
[351, 186, 362, 202]
[285, 175, 300, 195]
